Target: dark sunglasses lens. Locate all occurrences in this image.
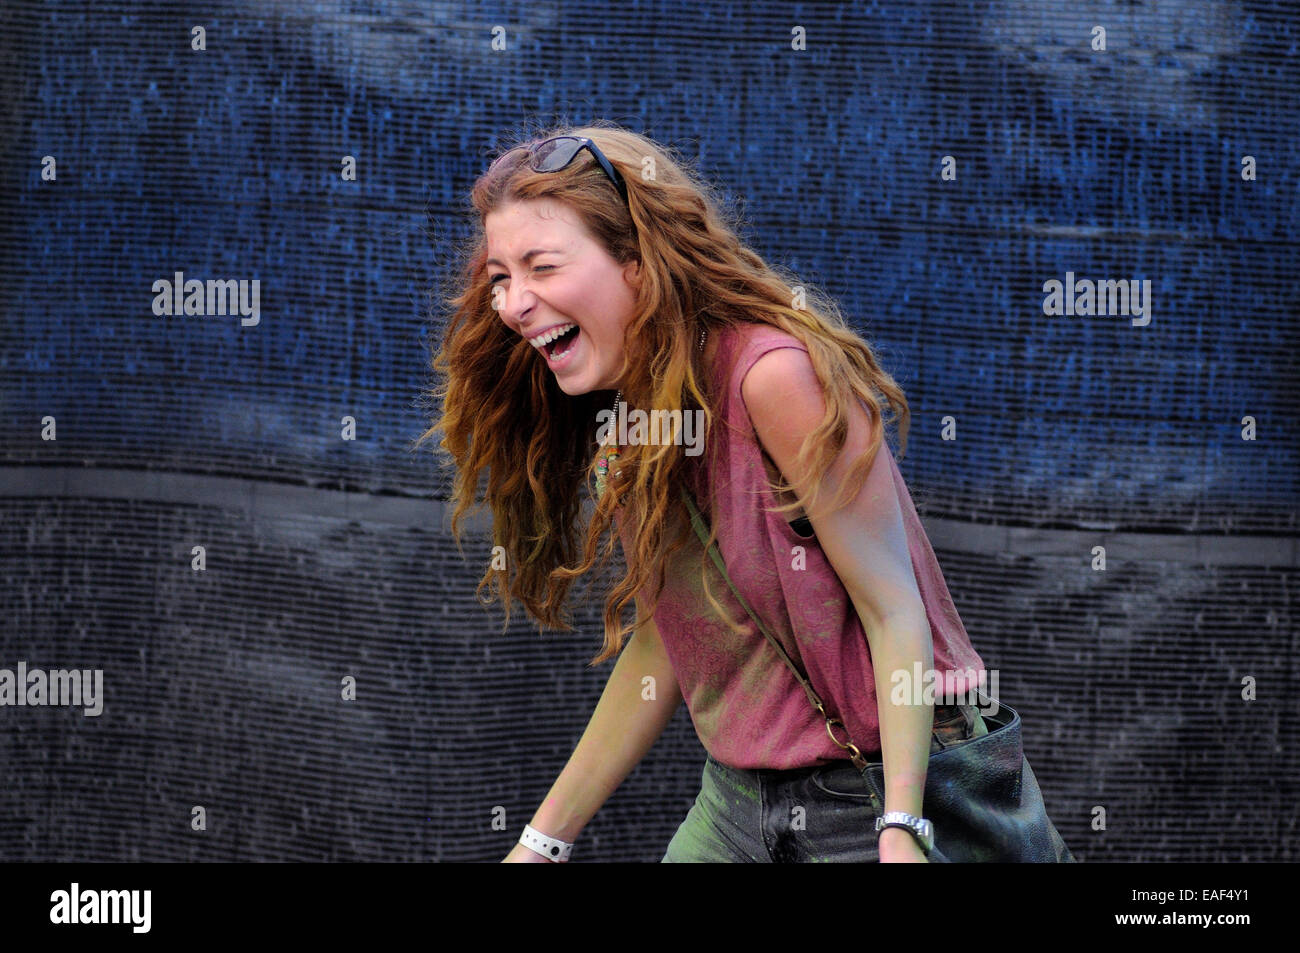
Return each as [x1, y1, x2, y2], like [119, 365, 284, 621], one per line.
[532, 137, 583, 172]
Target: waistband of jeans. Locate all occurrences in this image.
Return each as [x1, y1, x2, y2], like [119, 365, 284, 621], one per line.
[704, 704, 985, 778]
[934, 702, 974, 718]
[705, 751, 870, 782]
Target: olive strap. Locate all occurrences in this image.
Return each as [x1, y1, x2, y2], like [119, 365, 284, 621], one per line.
[679, 486, 869, 771]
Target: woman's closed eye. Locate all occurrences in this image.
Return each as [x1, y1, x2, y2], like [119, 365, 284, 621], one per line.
[488, 265, 554, 285]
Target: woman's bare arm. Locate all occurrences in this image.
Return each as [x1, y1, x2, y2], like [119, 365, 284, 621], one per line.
[504, 595, 683, 861]
[743, 346, 934, 862]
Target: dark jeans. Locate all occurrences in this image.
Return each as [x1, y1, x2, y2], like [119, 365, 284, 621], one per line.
[662, 704, 987, 862]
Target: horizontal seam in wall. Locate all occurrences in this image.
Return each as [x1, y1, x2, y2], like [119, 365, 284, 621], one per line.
[0, 466, 1295, 566]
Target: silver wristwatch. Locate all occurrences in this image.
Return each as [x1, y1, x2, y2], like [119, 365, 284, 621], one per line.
[874, 811, 934, 855]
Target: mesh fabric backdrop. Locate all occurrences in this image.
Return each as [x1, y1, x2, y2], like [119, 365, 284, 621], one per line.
[0, 1, 1296, 861]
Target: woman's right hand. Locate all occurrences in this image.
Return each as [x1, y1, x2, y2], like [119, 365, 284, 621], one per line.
[503, 842, 555, 863]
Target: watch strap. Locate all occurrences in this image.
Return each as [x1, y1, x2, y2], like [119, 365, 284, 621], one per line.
[875, 811, 933, 854]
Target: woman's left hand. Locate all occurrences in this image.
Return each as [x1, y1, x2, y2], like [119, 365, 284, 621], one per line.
[878, 826, 930, 863]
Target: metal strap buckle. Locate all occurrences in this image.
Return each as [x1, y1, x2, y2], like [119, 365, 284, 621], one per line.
[822, 713, 868, 771]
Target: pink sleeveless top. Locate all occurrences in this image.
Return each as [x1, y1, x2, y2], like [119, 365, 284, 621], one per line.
[616, 322, 985, 769]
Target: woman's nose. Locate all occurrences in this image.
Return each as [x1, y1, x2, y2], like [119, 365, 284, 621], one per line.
[495, 282, 534, 330]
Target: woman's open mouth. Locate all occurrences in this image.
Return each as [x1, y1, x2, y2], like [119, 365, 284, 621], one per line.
[544, 324, 581, 367]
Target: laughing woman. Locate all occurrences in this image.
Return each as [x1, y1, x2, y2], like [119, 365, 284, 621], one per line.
[421, 122, 1072, 863]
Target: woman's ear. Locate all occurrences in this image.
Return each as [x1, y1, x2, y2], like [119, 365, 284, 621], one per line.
[623, 258, 642, 291]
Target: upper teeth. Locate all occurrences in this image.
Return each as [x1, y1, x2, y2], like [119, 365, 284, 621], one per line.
[529, 323, 577, 348]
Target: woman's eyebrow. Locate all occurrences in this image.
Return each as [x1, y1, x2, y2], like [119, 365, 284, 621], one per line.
[485, 248, 560, 268]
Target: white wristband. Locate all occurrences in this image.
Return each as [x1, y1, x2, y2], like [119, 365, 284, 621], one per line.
[520, 824, 574, 862]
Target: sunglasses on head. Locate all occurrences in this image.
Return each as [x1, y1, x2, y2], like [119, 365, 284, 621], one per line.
[488, 135, 629, 204]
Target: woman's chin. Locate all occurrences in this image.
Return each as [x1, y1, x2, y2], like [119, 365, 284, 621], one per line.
[553, 372, 592, 396]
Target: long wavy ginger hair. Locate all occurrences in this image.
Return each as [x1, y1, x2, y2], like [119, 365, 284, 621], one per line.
[417, 122, 910, 664]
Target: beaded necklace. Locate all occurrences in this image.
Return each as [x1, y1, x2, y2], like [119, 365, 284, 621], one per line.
[595, 326, 707, 500]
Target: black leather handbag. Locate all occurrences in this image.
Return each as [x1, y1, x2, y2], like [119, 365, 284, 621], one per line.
[681, 487, 1075, 863]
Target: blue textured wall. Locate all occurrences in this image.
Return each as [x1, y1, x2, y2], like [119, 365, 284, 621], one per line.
[1, 1, 1295, 862]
